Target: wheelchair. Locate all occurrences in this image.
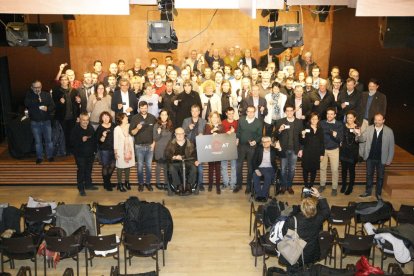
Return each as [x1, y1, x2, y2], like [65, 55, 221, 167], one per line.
[166, 158, 199, 196]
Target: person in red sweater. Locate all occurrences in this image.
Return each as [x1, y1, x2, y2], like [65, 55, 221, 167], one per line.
[221, 107, 238, 190]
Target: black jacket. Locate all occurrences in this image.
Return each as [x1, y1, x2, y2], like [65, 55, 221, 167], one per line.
[285, 95, 313, 120]
[24, 90, 55, 122]
[281, 198, 330, 266]
[240, 57, 258, 69]
[274, 118, 303, 155]
[336, 90, 362, 121]
[52, 86, 78, 121]
[311, 91, 336, 120]
[252, 146, 278, 171]
[240, 96, 268, 120]
[111, 90, 138, 116]
[70, 123, 96, 157]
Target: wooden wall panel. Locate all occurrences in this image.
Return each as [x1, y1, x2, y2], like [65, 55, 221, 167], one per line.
[69, 6, 333, 78]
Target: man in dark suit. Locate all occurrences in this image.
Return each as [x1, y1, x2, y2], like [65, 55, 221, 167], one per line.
[111, 78, 138, 120]
[336, 77, 362, 122]
[239, 48, 258, 69]
[285, 85, 313, 120]
[312, 79, 336, 120]
[252, 136, 280, 201]
[274, 104, 303, 194]
[241, 84, 268, 121]
[361, 78, 387, 125]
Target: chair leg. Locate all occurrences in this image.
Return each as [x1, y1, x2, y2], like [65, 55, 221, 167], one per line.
[124, 247, 127, 276]
[155, 250, 159, 275]
[162, 245, 165, 266]
[249, 203, 253, 236]
[43, 248, 47, 276]
[85, 249, 88, 276]
[34, 254, 37, 276]
[76, 252, 79, 276]
[0, 252, 3, 273]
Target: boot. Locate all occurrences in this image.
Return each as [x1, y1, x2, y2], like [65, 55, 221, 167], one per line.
[340, 184, 347, 193]
[117, 182, 126, 192]
[105, 176, 113, 191]
[208, 183, 213, 192]
[345, 183, 354, 195]
[125, 181, 131, 190]
[216, 184, 221, 194]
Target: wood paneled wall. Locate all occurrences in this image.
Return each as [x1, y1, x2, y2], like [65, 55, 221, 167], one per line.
[68, 6, 333, 77]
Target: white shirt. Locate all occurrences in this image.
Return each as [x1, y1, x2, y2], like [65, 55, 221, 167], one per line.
[121, 91, 130, 115]
[259, 149, 272, 168]
[375, 126, 384, 137]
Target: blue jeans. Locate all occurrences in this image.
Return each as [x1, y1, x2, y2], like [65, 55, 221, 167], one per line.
[366, 159, 385, 196]
[30, 120, 53, 159]
[221, 159, 237, 188]
[253, 167, 275, 198]
[280, 150, 298, 188]
[135, 144, 153, 184]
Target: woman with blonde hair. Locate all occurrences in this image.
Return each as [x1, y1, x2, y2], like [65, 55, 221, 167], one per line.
[200, 80, 222, 119]
[281, 187, 330, 273]
[204, 111, 224, 194]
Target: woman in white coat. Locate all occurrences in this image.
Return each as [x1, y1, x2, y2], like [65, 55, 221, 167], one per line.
[264, 82, 287, 136]
[113, 112, 136, 192]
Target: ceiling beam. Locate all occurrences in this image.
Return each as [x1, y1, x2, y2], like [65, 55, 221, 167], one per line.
[356, 0, 414, 16]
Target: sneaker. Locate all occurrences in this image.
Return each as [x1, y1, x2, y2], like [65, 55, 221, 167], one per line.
[376, 194, 382, 201]
[79, 190, 86, 196]
[318, 186, 326, 193]
[287, 187, 294, 195]
[85, 186, 98, 190]
[36, 159, 43, 164]
[359, 192, 372, 198]
[331, 189, 337, 196]
[198, 184, 205, 191]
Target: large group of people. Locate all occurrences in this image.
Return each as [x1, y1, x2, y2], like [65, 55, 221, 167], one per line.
[24, 45, 394, 200]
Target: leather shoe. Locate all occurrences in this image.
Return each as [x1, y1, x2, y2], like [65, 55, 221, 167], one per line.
[85, 186, 98, 190]
[198, 184, 205, 191]
[138, 185, 144, 192]
[155, 183, 164, 190]
[48, 157, 55, 162]
[376, 194, 382, 201]
[145, 184, 153, 191]
[245, 188, 251, 194]
[287, 187, 294, 195]
[79, 190, 86, 196]
[278, 187, 286, 195]
[359, 192, 372, 198]
[36, 159, 43, 164]
[233, 186, 242, 193]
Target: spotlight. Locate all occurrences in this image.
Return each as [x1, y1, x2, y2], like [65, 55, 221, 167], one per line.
[147, 20, 178, 52]
[261, 9, 279, 23]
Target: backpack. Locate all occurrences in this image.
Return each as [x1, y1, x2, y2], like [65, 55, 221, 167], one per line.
[355, 200, 393, 224]
[262, 198, 289, 229]
[124, 197, 174, 248]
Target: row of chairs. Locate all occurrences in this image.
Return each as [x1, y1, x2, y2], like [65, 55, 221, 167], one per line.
[1, 200, 167, 276]
[249, 201, 414, 275]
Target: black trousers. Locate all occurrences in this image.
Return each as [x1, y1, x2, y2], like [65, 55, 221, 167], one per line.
[236, 144, 256, 189]
[60, 118, 76, 154]
[75, 155, 95, 191]
[168, 161, 197, 188]
[302, 168, 317, 187]
[341, 160, 356, 187]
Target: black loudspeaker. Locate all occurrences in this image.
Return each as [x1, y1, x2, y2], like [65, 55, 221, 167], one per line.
[0, 56, 12, 142]
[147, 20, 177, 52]
[259, 24, 304, 55]
[379, 17, 414, 48]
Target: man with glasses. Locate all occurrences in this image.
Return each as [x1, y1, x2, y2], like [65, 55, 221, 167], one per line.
[24, 80, 55, 164]
[252, 136, 280, 202]
[165, 127, 199, 195]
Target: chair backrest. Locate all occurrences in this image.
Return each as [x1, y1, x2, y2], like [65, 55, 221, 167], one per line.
[24, 206, 53, 222]
[86, 234, 117, 252]
[45, 235, 79, 253]
[62, 268, 74, 276]
[330, 205, 355, 222]
[123, 232, 160, 252]
[341, 234, 374, 256]
[1, 236, 36, 254]
[16, 266, 32, 276]
[95, 203, 125, 224]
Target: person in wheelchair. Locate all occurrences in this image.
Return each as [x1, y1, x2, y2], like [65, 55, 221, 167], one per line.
[165, 127, 199, 195]
[252, 136, 280, 202]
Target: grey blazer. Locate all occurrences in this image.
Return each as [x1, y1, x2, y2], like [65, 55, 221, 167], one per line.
[358, 125, 394, 165]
